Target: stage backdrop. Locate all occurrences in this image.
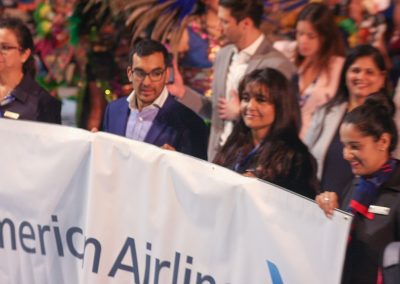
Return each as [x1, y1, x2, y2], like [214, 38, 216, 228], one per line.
[0, 119, 352, 284]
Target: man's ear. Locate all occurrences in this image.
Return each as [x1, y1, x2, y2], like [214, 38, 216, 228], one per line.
[240, 17, 253, 29]
[127, 66, 133, 82]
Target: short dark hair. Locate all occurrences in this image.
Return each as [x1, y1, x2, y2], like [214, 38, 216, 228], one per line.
[0, 17, 35, 76]
[128, 39, 170, 67]
[219, 0, 264, 28]
[343, 92, 398, 153]
[327, 44, 388, 110]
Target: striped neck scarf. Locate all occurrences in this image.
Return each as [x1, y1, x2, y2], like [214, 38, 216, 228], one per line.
[347, 158, 396, 219]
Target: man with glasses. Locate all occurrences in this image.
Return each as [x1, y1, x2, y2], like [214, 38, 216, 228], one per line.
[103, 39, 208, 160]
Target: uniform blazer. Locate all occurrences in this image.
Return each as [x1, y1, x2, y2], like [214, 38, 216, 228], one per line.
[0, 75, 61, 124]
[340, 161, 400, 284]
[305, 102, 348, 179]
[179, 37, 297, 161]
[103, 95, 208, 160]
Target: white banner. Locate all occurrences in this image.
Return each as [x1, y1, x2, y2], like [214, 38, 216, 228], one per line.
[0, 119, 352, 284]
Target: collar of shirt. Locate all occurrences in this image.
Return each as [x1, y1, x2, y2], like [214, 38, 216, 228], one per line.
[9, 74, 34, 103]
[126, 86, 169, 111]
[231, 34, 265, 63]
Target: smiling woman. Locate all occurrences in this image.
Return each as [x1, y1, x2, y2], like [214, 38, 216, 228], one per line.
[316, 94, 400, 284]
[0, 17, 61, 123]
[305, 44, 388, 198]
[213, 68, 319, 199]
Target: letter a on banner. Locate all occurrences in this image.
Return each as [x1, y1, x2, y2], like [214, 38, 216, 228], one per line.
[109, 237, 140, 282]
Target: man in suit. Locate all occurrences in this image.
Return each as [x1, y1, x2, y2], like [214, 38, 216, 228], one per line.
[169, 0, 297, 161]
[103, 39, 208, 160]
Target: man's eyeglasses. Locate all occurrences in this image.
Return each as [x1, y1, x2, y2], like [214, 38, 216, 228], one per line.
[0, 44, 22, 54]
[132, 68, 166, 82]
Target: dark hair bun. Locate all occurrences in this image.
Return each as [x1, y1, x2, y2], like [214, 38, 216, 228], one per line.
[363, 92, 395, 118]
[344, 91, 398, 152]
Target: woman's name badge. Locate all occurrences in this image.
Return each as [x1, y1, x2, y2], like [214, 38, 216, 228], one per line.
[368, 205, 390, 215]
[3, 111, 19, 120]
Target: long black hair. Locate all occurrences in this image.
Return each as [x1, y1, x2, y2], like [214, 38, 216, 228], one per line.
[214, 68, 301, 165]
[214, 68, 318, 197]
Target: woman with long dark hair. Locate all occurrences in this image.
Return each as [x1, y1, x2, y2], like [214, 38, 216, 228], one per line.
[214, 68, 318, 199]
[294, 2, 345, 138]
[306, 44, 388, 198]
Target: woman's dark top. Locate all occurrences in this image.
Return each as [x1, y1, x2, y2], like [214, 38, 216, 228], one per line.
[221, 137, 319, 199]
[321, 126, 353, 199]
[340, 160, 400, 284]
[0, 75, 61, 124]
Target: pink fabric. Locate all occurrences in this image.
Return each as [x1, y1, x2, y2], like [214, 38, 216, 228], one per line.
[299, 56, 345, 139]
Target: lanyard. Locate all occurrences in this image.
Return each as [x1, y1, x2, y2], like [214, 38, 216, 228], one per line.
[234, 145, 260, 173]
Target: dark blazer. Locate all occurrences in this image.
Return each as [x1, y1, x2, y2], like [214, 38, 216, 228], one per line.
[340, 161, 400, 284]
[0, 75, 61, 124]
[103, 94, 209, 160]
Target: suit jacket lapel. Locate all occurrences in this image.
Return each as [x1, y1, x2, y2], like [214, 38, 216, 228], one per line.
[246, 38, 272, 73]
[324, 103, 347, 138]
[115, 102, 130, 136]
[144, 95, 173, 145]
[218, 47, 235, 96]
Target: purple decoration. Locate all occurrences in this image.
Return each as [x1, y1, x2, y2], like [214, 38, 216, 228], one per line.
[158, 0, 197, 21]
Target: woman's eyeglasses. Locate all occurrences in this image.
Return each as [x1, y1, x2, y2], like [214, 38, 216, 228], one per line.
[0, 44, 22, 54]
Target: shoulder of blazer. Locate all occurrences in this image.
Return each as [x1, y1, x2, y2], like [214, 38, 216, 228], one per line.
[250, 38, 296, 78]
[12, 75, 42, 102]
[108, 96, 129, 110]
[160, 95, 205, 126]
[383, 160, 400, 192]
[306, 102, 347, 147]
[104, 97, 130, 126]
[217, 44, 236, 56]
[252, 38, 288, 61]
[214, 44, 235, 66]
[155, 95, 187, 123]
[254, 37, 273, 54]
